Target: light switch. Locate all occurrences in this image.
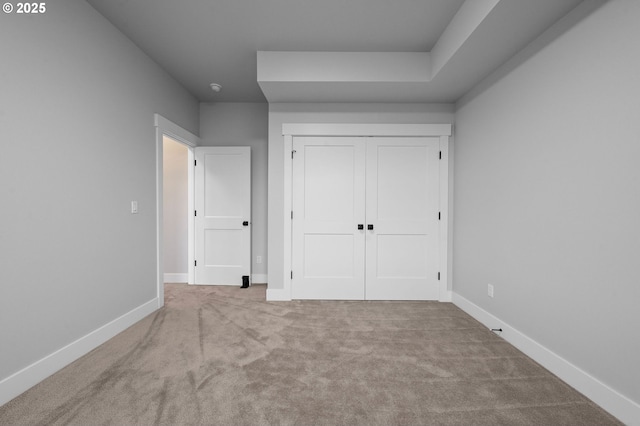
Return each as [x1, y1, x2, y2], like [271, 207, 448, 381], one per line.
[131, 201, 138, 214]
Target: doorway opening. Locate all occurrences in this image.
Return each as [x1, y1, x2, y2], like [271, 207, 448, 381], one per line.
[163, 136, 189, 284]
[155, 114, 199, 308]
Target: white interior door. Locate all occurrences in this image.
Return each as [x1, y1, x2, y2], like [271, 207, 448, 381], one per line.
[365, 138, 440, 300]
[291, 137, 440, 300]
[292, 137, 366, 299]
[195, 147, 251, 285]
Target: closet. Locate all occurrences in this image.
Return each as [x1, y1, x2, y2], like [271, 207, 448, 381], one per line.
[291, 136, 440, 300]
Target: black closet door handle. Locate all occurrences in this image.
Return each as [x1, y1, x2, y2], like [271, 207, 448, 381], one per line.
[357, 224, 364, 230]
[367, 224, 374, 230]
[243, 221, 249, 226]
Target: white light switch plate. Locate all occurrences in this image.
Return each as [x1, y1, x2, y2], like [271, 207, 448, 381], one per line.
[131, 201, 138, 214]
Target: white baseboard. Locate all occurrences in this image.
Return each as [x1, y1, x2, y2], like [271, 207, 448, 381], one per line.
[190, 282, 238, 286]
[266, 287, 291, 301]
[252, 274, 267, 284]
[0, 298, 159, 407]
[452, 292, 640, 425]
[265, 287, 449, 302]
[440, 289, 453, 302]
[187, 274, 267, 286]
[164, 273, 188, 283]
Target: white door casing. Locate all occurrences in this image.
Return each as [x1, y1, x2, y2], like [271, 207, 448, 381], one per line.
[275, 123, 451, 303]
[195, 147, 251, 285]
[291, 136, 440, 300]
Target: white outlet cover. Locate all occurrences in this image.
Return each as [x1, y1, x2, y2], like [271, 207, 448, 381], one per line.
[131, 201, 138, 214]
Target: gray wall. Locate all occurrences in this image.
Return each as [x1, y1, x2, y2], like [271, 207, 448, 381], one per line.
[163, 137, 189, 277]
[0, 0, 198, 381]
[454, 0, 640, 405]
[199, 102, 269, 279]
[267, 103, 455, 290]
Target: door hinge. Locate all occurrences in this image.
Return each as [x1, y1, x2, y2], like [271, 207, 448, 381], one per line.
[439, 151, 442, 160]
[291, 271, 293, 279]
[194, 159, 197, 166]
[291, 150, 296, 159]
[291, 211, 293, 219]
[194, 210, 197, 216]
[438, 272, 441, 281]
[438, 211, 441, 220]
[195, 260, 197, 267]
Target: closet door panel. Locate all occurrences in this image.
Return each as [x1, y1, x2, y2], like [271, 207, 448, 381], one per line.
[291, 137, 366, 300]
[365, 138, 440, 300]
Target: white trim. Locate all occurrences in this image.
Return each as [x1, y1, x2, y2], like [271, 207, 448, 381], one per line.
[282, 135, 293, 301]
[266, 287, 292, 301]
[155, 125, 165, 308]
[0, 298, 158, 407]
[282, 123, 452, 137]
[452, 292, 640, 425]
[191, 282, 240, 287]
[164, 273, 188, 283]
[438, 135, 450, 302]
[187, 148, 195, 285]
[252, 274, 268, 284]
[154, 114, 200, 306]
[441, 290, 453, 302]
[446, 134, 455, 303]
[154, 115, 199, 147]
[282, 123, 451, 301]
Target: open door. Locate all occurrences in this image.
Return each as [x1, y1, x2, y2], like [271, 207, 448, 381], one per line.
[194, 146, 251, 285]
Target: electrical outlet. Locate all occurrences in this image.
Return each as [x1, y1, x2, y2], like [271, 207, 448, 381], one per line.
[131, 201, 139, 214]
[488, 284, 494, 298]
[256, 255, 262, 264]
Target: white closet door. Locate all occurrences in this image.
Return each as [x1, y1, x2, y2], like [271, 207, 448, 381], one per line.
[365, 138, 440, 300]
[194, 147, 251, 285]
[292, 137, 366, 299]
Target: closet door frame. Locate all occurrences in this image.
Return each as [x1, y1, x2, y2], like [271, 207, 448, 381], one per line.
[281, 123, 452, 302]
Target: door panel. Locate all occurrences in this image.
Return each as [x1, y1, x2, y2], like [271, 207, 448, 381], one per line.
[292, 137, 366, 300]
[204, 154, 245, 217]
[195, 147, 251, 285]
[303, 234, 355, 278]
[376, 145, 430, 221]
[304, 145, 357, 222]
[365, 138, 440, 300]
[376, 235, 429, 278]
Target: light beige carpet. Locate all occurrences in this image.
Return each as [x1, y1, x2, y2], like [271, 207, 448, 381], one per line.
[0, 284, 620, 425]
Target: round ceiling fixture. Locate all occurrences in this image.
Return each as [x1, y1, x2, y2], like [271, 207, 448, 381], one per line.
[210, 83, 222, 93]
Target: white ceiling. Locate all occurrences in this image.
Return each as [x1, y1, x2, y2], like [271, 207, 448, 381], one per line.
[86, 0, 584, 103]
